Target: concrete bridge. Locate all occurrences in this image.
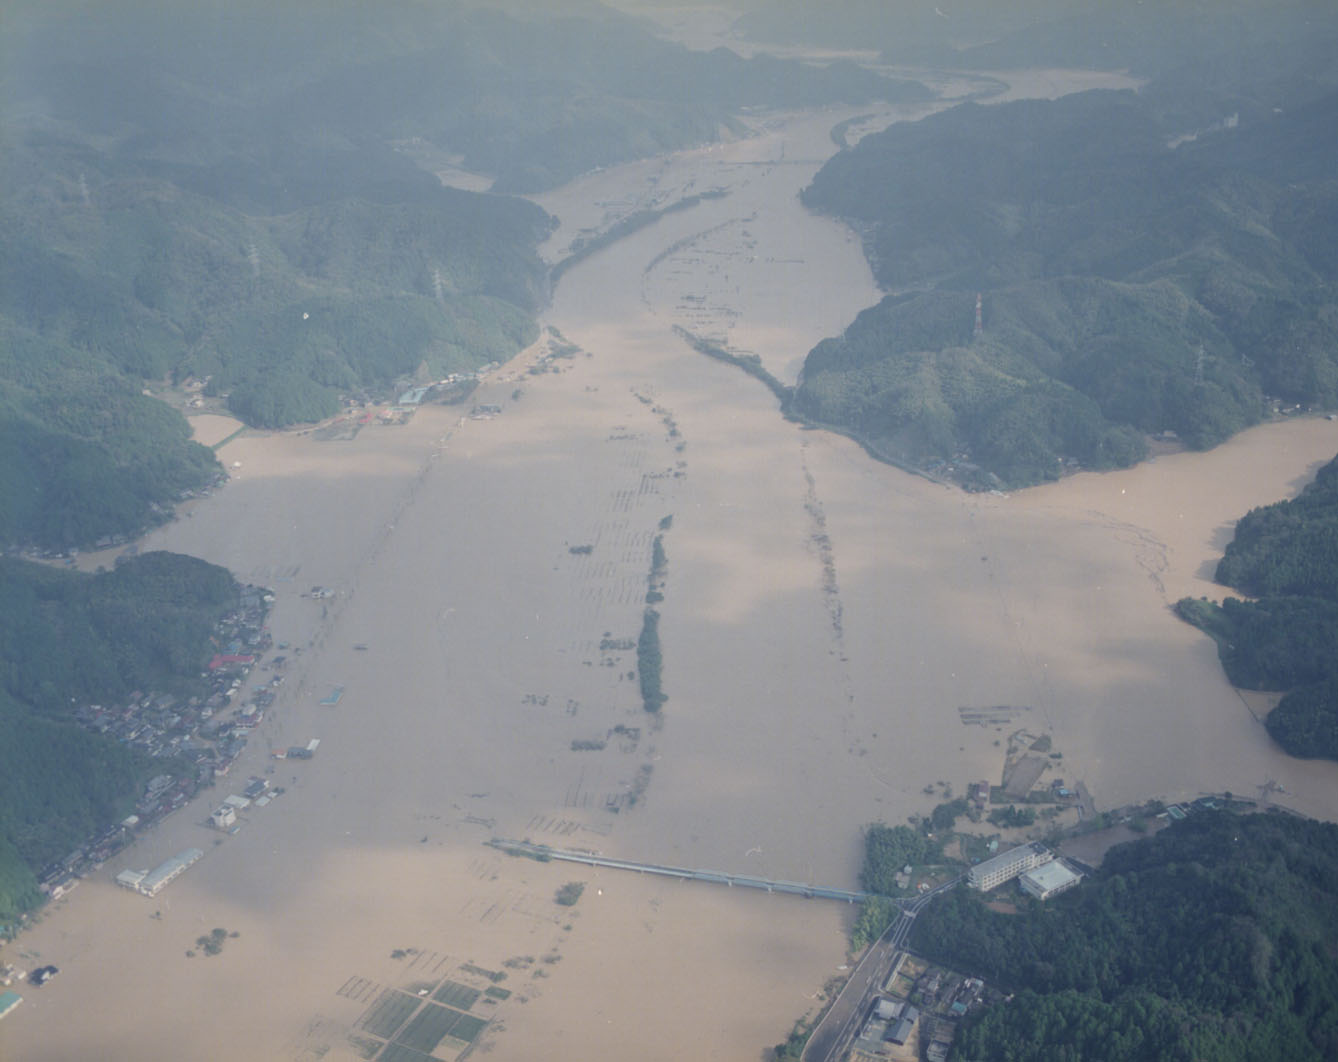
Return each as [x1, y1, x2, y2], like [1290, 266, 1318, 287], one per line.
[486, 838, 883, 904]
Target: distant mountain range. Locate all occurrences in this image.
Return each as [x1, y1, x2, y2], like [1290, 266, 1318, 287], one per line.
[739, 0, 1338, 86]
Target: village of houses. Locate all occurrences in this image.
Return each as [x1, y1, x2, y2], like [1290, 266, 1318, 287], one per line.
[25, 582, 290, 907]
[13, 355, 565, 924]
[838, 790, 1232, 1062]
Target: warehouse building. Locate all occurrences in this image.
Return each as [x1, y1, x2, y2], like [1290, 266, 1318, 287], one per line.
[1020, 859, 1083, 901]
[116, 848, 204, 897]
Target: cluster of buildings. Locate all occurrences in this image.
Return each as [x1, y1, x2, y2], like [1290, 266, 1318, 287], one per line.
[394, 367, 497, 408]
[967, 774, 1077, 809]
[317, 367, 498, 429]
[208, 774, 290, 831]
[966, 779, 991, 809]
[851, 955, 994, 1062]
[966, 842, 1083, 901]
[35, 813, 136, 902]
[73, 586, 274, 776]
[855, 998, 920, 1055]
[34, 587, 276, 907]
[35, 772, 207, 899]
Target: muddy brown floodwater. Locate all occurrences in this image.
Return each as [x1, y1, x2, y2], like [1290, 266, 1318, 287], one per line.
[5, 63, 1336, 1062]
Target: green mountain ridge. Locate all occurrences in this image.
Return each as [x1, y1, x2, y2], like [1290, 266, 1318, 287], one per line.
[0, 0, 940, 915]
[1176, 452, 1338, 761]
[912, 811, 1338, 1061]
[794, 83, 1338, 487]
[1, 0, 932, 552]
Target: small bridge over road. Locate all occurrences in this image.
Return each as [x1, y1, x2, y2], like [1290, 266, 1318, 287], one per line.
[486, 838, 884, 904]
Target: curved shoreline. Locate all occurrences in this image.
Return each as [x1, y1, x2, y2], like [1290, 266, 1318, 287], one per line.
[5, 65, 1337, 1062]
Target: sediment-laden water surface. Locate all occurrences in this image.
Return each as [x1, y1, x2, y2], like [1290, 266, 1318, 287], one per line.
[5, 64, 1337, 1062]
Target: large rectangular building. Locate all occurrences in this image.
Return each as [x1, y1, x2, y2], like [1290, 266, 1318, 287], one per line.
[967, 842, 1053, 892]
[1020, 859, 1083, 901]
[116, 848, 203, 897]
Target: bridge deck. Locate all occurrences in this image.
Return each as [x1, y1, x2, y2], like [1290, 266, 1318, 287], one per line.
[486, 838, 883, 904]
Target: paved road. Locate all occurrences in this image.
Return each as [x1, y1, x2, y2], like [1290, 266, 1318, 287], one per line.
[801, 878, 960, 1062]
[1075, 780, 1097, 822]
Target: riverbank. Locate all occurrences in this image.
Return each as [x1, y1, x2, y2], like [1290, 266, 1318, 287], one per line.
[4, 67, 1337, 1062]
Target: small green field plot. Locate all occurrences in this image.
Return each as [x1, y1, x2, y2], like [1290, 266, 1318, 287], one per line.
[394, 1003, 461, 1055]
[449, 1014, 488, 1044]
[343, 955, 504, 1061]
[360, 989, 421, 1040]
[377, 1042, 434, 1062]
[431, 981, 480, 1010]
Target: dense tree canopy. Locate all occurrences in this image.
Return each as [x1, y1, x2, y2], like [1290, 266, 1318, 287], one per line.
[0, 0, 935, 551]
[0, 552, 239, 713]
[860, 823, 943, 895]
[1177, 453, 1338, 760]
[0, 553, 243, 919]
[0, 319, 222, 549]
[1216, 455, 1338, 600]
[911, 811, 1338, 1061]
[795, 78, 1338, 487]
[0, 700, 155, 917]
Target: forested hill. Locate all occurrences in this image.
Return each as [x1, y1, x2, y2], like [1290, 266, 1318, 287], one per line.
[0, 552, 244, 922]
[1, 0, 929, 553]
[911, 811, 1338, 1061]
[1176, 453, 1338, 761]
[792, 79, 1338, 487]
